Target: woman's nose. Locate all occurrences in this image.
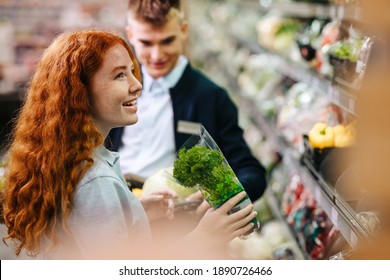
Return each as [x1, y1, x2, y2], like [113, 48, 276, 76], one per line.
[129, 78, 142, 97]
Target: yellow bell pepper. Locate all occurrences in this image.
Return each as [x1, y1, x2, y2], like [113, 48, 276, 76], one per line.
[132, 188, 143, 198]
[333, 125, 355, 147]
[308, 122, 335, 149]
[345, 121, 357, 139]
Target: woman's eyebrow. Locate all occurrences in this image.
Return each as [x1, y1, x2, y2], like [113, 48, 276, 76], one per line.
[111, 65, 128, 73]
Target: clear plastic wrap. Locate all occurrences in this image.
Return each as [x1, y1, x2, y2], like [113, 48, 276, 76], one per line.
[169, 125, 260, 231]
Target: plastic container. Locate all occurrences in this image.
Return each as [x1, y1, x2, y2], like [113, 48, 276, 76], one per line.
[171, 125, 260, 231]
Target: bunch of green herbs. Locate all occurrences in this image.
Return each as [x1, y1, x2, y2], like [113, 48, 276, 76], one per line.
[173, 145, 243, 208]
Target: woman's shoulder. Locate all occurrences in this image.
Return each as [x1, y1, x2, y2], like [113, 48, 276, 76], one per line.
[77, 147, 126, 192]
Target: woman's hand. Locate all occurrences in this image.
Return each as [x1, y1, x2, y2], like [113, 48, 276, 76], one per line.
[190, 191, 257, 246]
[139, 188, 178, 222]
[185, 190, 211, 217]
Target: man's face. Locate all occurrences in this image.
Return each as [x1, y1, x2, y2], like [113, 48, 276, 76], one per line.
[127, 15, 188, 79]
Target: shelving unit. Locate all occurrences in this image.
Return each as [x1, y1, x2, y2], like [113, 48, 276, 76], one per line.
[299, 156, 369, 246]
[265, 186, 308, 260]
[241, 94, 368, 249]
[254, 0, 366, 117]
[247, 2, 370, 252]
[190, 0, 372, 258]
[258, 0, 362, 22]
[241, 1, 371, 254]
[232, 34, 358, 116]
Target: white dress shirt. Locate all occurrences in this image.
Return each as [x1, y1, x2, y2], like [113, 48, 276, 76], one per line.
[119, 56, 188, 179]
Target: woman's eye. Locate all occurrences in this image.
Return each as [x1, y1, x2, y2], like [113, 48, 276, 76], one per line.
[115, 72, 126, 79]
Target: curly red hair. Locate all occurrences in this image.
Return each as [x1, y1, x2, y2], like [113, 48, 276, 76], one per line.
[2, 28, 141, 257]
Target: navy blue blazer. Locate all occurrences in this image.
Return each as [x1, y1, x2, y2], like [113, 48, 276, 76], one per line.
[105, 63, 267, 201]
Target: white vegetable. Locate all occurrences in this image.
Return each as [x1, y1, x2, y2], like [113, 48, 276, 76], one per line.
[142, 167, 198, 200]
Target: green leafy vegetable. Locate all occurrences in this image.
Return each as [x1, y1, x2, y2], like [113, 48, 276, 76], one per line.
[275, 19, 301, 36]
[173, 145, 243, 208]
[329, 39, 363, 62]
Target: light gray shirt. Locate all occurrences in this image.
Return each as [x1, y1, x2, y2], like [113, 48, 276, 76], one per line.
[40, 146, 151, 259]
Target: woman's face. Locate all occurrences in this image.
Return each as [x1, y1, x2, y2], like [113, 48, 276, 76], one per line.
[89, 44, 142, 136]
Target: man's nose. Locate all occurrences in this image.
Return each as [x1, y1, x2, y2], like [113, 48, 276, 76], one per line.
[150, 46, 162, 60]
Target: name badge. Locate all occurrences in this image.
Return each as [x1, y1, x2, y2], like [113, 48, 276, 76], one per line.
[177, 120, 201, 135]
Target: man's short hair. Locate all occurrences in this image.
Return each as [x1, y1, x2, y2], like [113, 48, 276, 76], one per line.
[127, 0, 182, 26]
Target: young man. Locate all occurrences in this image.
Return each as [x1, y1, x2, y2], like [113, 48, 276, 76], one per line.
[106, 0, 267, 202]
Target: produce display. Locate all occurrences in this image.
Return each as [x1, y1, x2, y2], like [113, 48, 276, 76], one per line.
[281, 175, 344, 259]
[328, 39, 363, 63]
[229, 220, 300, 260]
[276, 81, 330, 149]
[304, 121, 356, 172]
[356, 211, 380, 236]
[296, 19, 328, 64]
[256, 13, 302, 55]
[308, 122, 335, 149]
[308, 122, 355, 149]
[328, 36, 364, 85]
[188, 0, 373, 259]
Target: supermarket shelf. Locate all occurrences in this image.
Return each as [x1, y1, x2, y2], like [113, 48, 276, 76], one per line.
[258, 0, 362, 21]
[265, 188, 308, 259]
[232, 35, 358, 116]
[240, 96, 282, 150]
[294, 156, 369, 248]
[241, 94, 369, 248]
[201, 53, 310, 258]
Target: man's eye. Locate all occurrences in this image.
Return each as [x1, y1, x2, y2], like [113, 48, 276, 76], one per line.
[141, 42, 152, 47]
[162, 38, 174, 45]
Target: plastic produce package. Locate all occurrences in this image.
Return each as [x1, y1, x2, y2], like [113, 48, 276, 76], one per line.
[142, 167, 198, 200]
[168, 125, 260, 231]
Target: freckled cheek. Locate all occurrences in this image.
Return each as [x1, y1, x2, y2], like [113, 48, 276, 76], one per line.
[103, 99, 118, 113]
[92, 94, 117, 116]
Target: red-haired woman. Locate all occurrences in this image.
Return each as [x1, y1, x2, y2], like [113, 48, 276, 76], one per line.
[2, 29, 257, 259]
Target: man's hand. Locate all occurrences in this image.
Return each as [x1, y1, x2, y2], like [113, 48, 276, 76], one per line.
[140, 188, 178, 222]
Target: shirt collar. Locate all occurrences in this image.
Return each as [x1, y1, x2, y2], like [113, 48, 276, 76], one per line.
[142, 55, 188, 93]
[96, 145, 119, 167]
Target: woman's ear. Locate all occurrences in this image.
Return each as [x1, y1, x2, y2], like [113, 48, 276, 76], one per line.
[181, 20, 189, 40]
